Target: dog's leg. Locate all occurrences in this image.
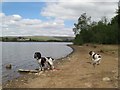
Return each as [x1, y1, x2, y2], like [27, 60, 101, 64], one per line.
[96, 61, 99, 65]
[90, 58, 93, 64]
[50, 65, 54, 70]
[42, 65, 45, 71]
[48, 62, 54, 70]
[93, 62, 96, 68]
[39, 64, 42, 71]
[98, 60, 101, 64]
[92, 59, 96, 68]
[47, 59, 54, 70]
[39, 63, 45, 71]
[92, 59, 95, 65]
[97, 60, 101, 65]
[44, 62, 50, 70]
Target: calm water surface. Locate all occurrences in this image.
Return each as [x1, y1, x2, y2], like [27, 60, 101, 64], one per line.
[2, 42, 73, 83]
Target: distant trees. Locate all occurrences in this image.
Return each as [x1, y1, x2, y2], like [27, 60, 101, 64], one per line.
[73, 3, 119, 45]
[73, 13, 91, 45]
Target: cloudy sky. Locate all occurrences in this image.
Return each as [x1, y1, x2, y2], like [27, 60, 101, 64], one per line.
[0, 0, 119, 37]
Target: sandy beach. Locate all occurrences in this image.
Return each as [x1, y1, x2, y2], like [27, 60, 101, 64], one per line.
[3, 44, 118, 88]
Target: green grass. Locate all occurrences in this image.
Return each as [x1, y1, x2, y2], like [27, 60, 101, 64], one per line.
[26, 36, 62, 41]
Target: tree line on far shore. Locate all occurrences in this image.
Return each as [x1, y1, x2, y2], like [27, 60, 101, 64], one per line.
[1, 36, 73, 42]
[73, 3, 120, 45]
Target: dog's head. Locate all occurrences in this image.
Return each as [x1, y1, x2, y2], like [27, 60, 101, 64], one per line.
[89, 51, 93, 56]
[34, 52, 41, 60]
[89, 51, 96, 56]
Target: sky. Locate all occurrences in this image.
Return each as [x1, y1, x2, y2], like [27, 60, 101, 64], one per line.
[0, 0, 119, 37]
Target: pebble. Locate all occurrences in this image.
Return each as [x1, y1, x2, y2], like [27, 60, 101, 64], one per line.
[16, 79, 18, 82]
[112, 70, 116, 73]
[35, 73, 39, 76]
[85, 82, 92, 88]
[21, 80, 24, 82]
[102, 77, 111, 82]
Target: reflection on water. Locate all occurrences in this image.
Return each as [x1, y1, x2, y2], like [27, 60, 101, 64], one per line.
[2, 42, 73, 83]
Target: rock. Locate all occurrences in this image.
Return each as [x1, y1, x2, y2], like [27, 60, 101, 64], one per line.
[85, 82, 92, 88]
[16, 79, 18, 82]
[18, 69, 38, 73]
[21, 80, 24, 82]
[35, 71, 43, 76]
[5, 64, 12, 69]
[35, 73, 38, 75]
[102, 77, 111, 82]
[112, 70, 116, 73]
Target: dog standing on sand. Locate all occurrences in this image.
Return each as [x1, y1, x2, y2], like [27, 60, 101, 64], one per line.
[89, 51, 102, 67]
[34, 52, 55, 71]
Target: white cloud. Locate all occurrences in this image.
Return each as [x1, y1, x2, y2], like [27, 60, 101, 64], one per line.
[41, 2, 118, 21]
[12, 15, 22, 21]
[1, 1, 118, 37]
[1, 13, 74, 37]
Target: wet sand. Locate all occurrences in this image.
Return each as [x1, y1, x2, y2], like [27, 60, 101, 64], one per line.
[3, 44, 118, 88]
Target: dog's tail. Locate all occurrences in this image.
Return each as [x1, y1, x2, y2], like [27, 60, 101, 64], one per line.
[51, 58, 55, 62]
[47, 57, 55, 61]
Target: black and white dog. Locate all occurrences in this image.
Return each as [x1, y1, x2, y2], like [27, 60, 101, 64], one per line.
[34, 52, 55, 71]
[89, 51, 102, 67]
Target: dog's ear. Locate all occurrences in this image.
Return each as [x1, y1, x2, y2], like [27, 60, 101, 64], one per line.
[89, 51, 92, 55]
[34, 52, 41, 59]
[37, 52, 41, 59]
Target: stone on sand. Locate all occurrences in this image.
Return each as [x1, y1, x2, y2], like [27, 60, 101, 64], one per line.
[85, 82, 92, 88]
[102, 77, 111, 82]
[5, 64, 12, 69]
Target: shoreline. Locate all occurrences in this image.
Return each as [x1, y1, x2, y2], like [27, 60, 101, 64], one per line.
[3, 44, 118, 88]
[2, 44, 75, 87]
[56, 44, 75, 61]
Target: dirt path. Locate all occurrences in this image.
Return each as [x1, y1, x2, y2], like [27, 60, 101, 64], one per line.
[3, 45, 118, 88]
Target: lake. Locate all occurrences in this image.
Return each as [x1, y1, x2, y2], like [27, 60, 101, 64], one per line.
[2, 42, 73, 83]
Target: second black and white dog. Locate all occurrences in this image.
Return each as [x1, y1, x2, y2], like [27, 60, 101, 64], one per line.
[89, 51, 102, 67]
[34, 52, 55, 71]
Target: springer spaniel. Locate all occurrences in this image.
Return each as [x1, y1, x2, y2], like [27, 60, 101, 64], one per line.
[89, 51, 102, 67]
[34, 52, 55, 71]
